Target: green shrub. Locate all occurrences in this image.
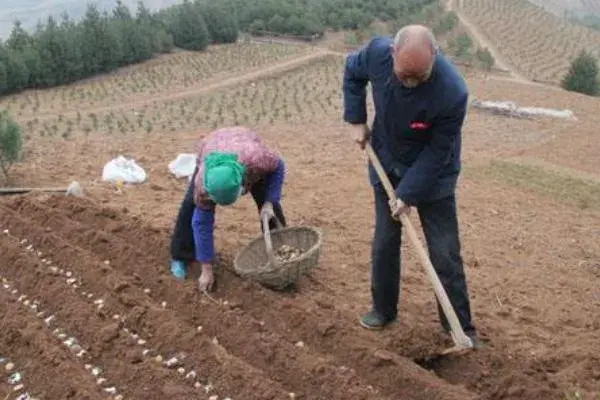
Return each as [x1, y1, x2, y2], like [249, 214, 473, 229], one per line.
[0, 110, 23, 179]
[562, 50, 599, 96]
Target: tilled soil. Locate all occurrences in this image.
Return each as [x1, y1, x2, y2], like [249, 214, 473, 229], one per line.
[0, 195, 476, 400]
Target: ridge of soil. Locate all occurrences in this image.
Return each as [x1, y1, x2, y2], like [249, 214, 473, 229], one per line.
[0, 194, 478, 400]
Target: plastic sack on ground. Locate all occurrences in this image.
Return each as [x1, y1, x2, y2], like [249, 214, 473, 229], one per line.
[168, 153, 197, 180]
[102, 156, 147, 184]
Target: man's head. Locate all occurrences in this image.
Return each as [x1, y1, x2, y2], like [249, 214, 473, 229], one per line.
[203, 151, 246, 205]
[391, 25, 438, 88]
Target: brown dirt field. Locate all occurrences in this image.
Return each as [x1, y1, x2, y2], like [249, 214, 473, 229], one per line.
[1, 44, 600, 400]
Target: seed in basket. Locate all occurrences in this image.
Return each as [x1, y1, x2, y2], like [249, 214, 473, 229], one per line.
[274, 245, 302, 262]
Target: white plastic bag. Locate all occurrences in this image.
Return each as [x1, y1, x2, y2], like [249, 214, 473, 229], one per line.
[102, 156, 147, 184]
[168, 153, 197, 180]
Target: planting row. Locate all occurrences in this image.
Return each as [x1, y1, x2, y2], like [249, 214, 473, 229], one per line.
[15, 55, 355, 139]
[458, 0, 600, 83]
[0, 43, 310, 117]
[0, 195, 476, 400]
[0, 202, 390, 400]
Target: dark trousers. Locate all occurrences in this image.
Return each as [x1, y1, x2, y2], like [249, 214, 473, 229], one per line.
[170, 166, 286, 262]
[371, 182, 475, 334]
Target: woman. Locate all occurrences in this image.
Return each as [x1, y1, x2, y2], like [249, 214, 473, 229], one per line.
[169, 126, 287, 292]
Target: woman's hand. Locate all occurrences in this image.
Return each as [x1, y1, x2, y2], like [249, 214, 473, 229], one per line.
[198, 263, 215, 292]
[260, 201, 275, 221]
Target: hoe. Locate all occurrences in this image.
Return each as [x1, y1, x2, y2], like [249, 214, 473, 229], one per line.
[364, 142, 474, 357]
[0, 181, 83, 196]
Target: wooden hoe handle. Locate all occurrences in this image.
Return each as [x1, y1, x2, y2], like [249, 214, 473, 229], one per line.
[364, 142, 473, 350]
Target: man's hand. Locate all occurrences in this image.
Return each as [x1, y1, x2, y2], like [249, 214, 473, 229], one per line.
[389, 198, 411, 221]
[198, 263, 215, 292]
[351, 124, 370, 149]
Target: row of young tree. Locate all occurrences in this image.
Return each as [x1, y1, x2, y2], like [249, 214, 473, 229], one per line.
[0, 0, 438, 97]
[224, 0, 436, 36]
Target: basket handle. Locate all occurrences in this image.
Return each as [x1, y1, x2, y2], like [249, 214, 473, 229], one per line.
[261, 212, 279, 268]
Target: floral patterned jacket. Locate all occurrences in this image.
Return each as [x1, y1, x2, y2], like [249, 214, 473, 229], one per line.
[193, 126, 282, 209]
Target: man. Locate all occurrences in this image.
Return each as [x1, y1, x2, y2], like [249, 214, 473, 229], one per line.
[169, 126, 286, 292]
[342, 24, 478, 341]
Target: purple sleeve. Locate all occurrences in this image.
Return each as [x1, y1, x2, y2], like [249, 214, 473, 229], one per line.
[192, 206, 215, 263]
[265, 158, 285, 204]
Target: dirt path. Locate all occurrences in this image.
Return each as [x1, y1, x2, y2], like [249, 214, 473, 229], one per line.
[447, 0, 530, 82]
[24, 49, 334, 123]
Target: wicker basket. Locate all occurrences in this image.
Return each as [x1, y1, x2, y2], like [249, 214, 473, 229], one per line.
[233, 225, 322, 290]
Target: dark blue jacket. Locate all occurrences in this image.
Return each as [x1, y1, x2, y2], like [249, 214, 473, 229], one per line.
[343, 36, 468, 206]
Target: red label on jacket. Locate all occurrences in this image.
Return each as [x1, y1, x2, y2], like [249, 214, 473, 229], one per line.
[409, 121, 431, 130]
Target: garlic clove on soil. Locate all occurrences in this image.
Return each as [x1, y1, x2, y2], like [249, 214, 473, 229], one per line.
[185, 370, 197, 379]
[164, 357, 179, 367]
[8, 372, 22, 384]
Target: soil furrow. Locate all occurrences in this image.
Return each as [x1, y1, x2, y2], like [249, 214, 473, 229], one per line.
[1, 194, 479, 400]
[0, 232, 291, 400]
[0, 285, 108, 400]
[0, 236, 209, 400]
[0, 201, 386, 400]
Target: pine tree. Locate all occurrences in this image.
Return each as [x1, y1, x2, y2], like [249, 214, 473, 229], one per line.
[562, 50, 599, 96]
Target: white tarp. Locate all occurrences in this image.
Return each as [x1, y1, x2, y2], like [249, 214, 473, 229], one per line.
[168, 153, 197, 180]
[102, 156, 147, 184]
[471, 99, 576, 120]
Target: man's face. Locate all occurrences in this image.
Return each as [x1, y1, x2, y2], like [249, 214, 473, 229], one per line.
[391, 44, 434, 88]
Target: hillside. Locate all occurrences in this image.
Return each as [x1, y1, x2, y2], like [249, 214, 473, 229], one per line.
[0, 0, 183, 40]
[0, 1, 600, 399]
[526, 0, 600, 18]
[457, 0, 600, 83]
[0, 39, 599, 399]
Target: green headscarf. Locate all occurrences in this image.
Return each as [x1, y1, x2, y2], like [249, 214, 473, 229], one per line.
[203, 151, 246, 205]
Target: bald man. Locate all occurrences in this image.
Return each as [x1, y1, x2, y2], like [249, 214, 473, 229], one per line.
[343, 25, 478, 342]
